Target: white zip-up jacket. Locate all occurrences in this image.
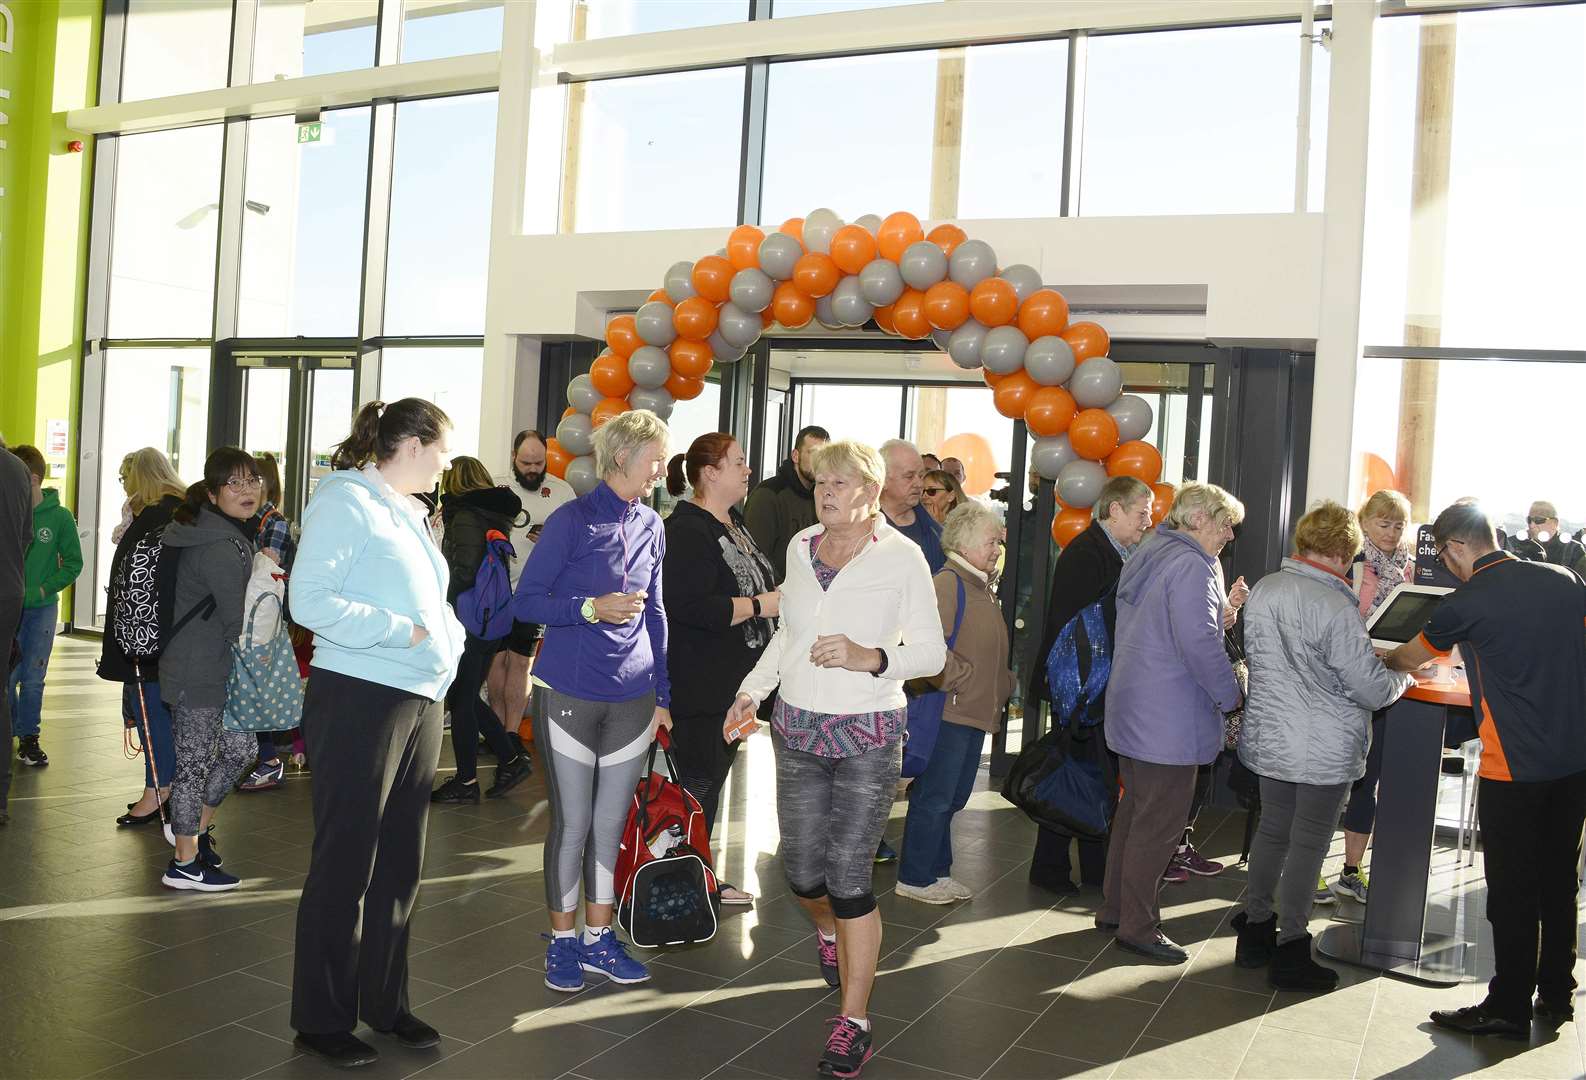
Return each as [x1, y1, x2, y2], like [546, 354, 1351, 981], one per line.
[738, 517, 946, 716]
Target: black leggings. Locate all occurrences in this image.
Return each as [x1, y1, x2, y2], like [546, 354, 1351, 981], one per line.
[445, 636, 516, 784]
[1342, 710, 1387, 835]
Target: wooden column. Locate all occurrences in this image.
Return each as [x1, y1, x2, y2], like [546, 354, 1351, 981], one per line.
[915, 386, 948, 455]
[558, 2, 589, 234]
[929, 48, 965, 220]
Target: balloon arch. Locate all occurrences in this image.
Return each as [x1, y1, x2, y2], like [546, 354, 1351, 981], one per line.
[545, 209, 1175, 547]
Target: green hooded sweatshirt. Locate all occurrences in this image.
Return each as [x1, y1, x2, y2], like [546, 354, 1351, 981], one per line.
[23, 488, 84, 609]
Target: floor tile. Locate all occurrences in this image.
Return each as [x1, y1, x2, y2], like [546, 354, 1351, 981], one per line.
[84, 1023, 296, 1079]
[413, 1021, 620, 1080]
[949, 947, 1088, 1013]
[983, 1044, 1115, 1079]
[90, 971, 292, 1054]
[1236, 1025, 1361, 1079]
[879, 994, 1045, 1076]
[579, 1009, 765, 1080]
[1017, 992, 1159, 1065]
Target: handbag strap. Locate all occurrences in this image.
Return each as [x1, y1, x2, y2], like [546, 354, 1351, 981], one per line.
[244, 589, 285, 646]
[946, 574, 967, 650]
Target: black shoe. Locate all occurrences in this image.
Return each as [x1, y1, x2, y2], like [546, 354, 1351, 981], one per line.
[486, 755, 531, 799]
[874, 839, 897, 864]
[197, 825, 223, 869]
[1267, 933, 1337, 992]
[1114, 931, 1187, 964]
[1534, 997, 1574, 1025]
[17, 736, 47, 767]
[372, 1012, 441, 1049]
[0, 808, 8, 826]
[1028, 868, 1074, 894]
[1429, 1004, 1529, 1039]
[1232, 911, 1277, 969]
[117, 798, 167, 827]
[430, 776, 480, 804]
[818, 1016, 873, 1078]
[293, 1031, 380, 1067]
[1094, 918, 1119, 934]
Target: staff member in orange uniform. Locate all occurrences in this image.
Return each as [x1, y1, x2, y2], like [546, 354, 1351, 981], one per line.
[1387, 501, 1586, 1039]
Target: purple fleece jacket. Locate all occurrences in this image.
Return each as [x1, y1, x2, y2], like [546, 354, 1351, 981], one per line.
[1104, 526, 1242, 766]
[511, 481, 670, 707]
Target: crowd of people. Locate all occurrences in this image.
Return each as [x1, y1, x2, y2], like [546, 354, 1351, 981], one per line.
[1, 400, 1584, 1076]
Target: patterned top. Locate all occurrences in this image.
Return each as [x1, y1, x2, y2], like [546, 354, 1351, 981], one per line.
[770, 531, 905, 758]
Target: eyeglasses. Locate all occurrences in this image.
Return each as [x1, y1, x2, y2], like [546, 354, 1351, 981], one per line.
[1528, 516, 1551, 525]
[225, 476, 264, 492]
[923, 486, 944, 496]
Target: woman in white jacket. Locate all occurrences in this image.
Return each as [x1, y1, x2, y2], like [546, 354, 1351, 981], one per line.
[725, 439, 945, 1080]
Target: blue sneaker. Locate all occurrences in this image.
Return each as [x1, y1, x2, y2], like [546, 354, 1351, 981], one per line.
[197, 826, 223, 869]
[578, 927, 650, 985]
[542, 933, 584, 993]
[874, 838, 898, 864]
[161, 858, 240, 892]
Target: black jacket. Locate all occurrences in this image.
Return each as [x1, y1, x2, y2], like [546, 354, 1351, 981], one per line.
[1508, 533, 1586, 578]
[0, 448, 31, 602]
[97, 494, 183, 684]
[1028, 519, 1126, 705]
[441, 486, 523, 604]
[743, 458, 817, 584]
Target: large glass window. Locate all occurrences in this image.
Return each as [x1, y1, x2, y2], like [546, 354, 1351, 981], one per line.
[252, 0, 378, 81]
[121, 0, 233, 102]
[108, 126, 225, 338]
[773, 0, 938, 16]
[796, 383, 904, 452]
[571, 68, 745, 233]
[959, 40, 1068, 220]
[385, 93, 499, 335]
[401, 1, 506, 62]
[380, 347, 485, 458]
[580, 0, 749, 40]
[239, 108, 371, 338]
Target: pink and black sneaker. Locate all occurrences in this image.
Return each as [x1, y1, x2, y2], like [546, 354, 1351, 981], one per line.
[818, 1016, 873, 1078]
[816, 931, 840, 988]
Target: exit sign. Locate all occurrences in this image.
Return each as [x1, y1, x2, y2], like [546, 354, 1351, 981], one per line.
[297, 121, 323, 145]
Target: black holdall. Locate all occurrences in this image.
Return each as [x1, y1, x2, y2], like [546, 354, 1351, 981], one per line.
[1001, 722, 1115, 841]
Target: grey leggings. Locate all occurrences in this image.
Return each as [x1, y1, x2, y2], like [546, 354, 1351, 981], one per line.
[168, 695, 257, 838]
[774, 730, 902, 920]
[1244, 775, 1351, 944]
[532, 685, 655, 912]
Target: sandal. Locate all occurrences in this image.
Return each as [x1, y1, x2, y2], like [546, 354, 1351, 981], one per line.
[719, 883, 755, 905]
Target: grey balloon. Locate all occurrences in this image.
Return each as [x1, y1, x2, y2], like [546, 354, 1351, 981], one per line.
[628, 386, 675, 418]
[758, 232, 802, 280]
[1024, 335, 1076, 387]
[566, 373, 601, 414]
[564, 455, 599, 496]
[999, 263, 1043, 304]
[814, 294, 844, 331]
[948, 239, 998, 289]
[930, 328, 953, 352]
[1057, 459, 1109, 509]
[980, 325, 1029, 374]
[946, 319, 988, 369]
[709, 331, 747, 363]
[556, 412, 594, 457]
[1070, 356, 1123, 409]
[663, 261, 696, 303]
[858, 258, 904, 307]
[1030, 434, 1077, 481]
[627, 345, 671, 390]
[716, 302, 762, 348]
[729, 267, 774, 313]
[829, 275, 874, 327]
[1107, 394, 1155, 443]
[803, 208, 843, 255]
[854, 213, 882, 235]
[635, 300, 677, 347]
[899, 240, 948, 290]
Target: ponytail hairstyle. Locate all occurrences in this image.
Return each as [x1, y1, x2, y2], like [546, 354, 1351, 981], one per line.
[254, 451, 283, 505]
[331, 398, 451, 472]
[174, 446, 260, 524]
[666, 432, 737, 498]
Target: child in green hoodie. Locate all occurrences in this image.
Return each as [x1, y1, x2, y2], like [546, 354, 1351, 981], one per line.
[7, 446, 83, 768]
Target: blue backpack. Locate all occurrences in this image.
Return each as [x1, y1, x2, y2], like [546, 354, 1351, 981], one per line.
[1043, 600, 1112, 729]
[456, 529, 516, 640]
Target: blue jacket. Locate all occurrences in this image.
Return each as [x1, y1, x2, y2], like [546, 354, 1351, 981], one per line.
[512, 481, 670, 707]
[289, 467, 465, 702]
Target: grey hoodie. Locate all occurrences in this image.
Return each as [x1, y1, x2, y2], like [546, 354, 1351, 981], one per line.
[0, 448, 31, 601]
[158, 504, 252, 710]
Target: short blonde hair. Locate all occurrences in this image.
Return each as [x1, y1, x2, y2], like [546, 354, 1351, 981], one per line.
[593, 409, 670, 478]
[810, 439, 885, 512]
[120, 447, 185, 511]
[1294, 501, 1363, 562]
[1359, 489, 1410, 524]
[941, 501, 1003, 557]
[443, 455, 495, 496]
[1161, 482, 1244, 532]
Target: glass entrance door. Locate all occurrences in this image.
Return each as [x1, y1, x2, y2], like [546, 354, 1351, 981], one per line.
[235, 355, 355, 520]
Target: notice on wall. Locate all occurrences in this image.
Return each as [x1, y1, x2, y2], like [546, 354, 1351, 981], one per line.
[46, 418, 68, 457]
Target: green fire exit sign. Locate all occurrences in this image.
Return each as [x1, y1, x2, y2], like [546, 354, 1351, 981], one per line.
[297, 122, 323, 145]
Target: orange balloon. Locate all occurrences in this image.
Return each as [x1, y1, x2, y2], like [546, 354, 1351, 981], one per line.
[872, 302, 897, 335]
[760, 307, 776, 329]
[646, 288, 672, 305]
[1061, 321, 1110, 364]
[1358, 453, 1399, 507]
[591, 397, 630, 427]
[669, 339, 713, 379]
[1107, 440, 1163, 483]
[926, 223, 968, 256]
[780, 217, 805, 247]
[969, 278, 1018, 327]
[891, 288, 931, 339]
[691, 255, 734, 304]
[829, 225, 878, 275]
[1017, 289, 1071, 341]
[771, 281, 814, 329]
[1052, 506, 1091, 547]
[1069, 408, 1120, 461]
[1151, 481, 1176, 526]
[561, 406, 576, 421]
[1025, 386, 1078, 438]
[877, 211, 924, 262]
[590, 352, 634, 398]
[727, 225, 764, 271]
[937, 432, 998, 496]
[545, 437, 571, 479]
[673, 296, 719, 341]
[605, 314, 642, 360]
[665, 372, 706, 401]
[923, 281, 970, 331]
[992, 370, 1038, 419]
[792, 252, 841, 298]
[982, 366, 1007, 388]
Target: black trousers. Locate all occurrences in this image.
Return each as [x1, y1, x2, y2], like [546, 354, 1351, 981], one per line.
[446, 635, 514, 784]
[291, 668, 443, 1034]
[0, 596, 18, 809]
[672, 709, 740, 838]
[1477, 768, 1586, 1021]
[1032, 826, 1107, 887]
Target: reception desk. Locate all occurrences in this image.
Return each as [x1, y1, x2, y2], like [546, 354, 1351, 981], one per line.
[1315, 677, 1477, 986]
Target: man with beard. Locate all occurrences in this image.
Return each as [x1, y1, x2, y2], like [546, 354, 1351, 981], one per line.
[489, 429, 575, 740]
[744, 424, 828, 583]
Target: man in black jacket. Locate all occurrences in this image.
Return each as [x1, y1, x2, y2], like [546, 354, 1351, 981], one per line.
[1506, 500, 1586, 577]
[744, 425, 827, 583]
[0, 437, 36, 826]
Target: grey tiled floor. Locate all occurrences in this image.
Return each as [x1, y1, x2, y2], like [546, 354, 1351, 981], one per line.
[2, 635, 1584, 1079]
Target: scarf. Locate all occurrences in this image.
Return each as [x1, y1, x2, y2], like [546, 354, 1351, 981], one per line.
[1362, 536, 1410, 615]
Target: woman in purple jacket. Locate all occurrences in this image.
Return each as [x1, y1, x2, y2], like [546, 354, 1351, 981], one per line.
[511, 409, 672, 994]
[1098, 483, 1245, 964]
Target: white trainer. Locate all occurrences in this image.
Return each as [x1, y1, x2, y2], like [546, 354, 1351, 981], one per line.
[895, 879, 960, 905]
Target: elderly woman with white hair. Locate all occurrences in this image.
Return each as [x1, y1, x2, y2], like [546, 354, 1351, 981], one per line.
[512, 409, 672, 995]
[725, 439, 945, 1079]
[896, 501, 1013, 905]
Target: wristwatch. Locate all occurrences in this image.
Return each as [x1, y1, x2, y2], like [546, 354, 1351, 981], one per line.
[580, 598, 597, 623]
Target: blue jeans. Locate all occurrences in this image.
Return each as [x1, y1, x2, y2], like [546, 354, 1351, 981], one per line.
[7, 602, 57, 739]
[899, 721, 987, 888]
[124, 679, 175, 790]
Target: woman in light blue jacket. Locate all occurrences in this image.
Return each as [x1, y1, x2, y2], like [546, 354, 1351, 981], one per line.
[287, 398, 464, 1069]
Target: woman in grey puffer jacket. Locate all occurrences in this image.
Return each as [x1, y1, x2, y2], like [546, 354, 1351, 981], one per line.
[1232, 502, 1415, 992]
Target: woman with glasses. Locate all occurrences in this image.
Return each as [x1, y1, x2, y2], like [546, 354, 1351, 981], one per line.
[920, 469, 966, 525]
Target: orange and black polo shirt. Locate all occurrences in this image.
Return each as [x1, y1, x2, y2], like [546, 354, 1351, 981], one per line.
[1418, 551, 1586, 782]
